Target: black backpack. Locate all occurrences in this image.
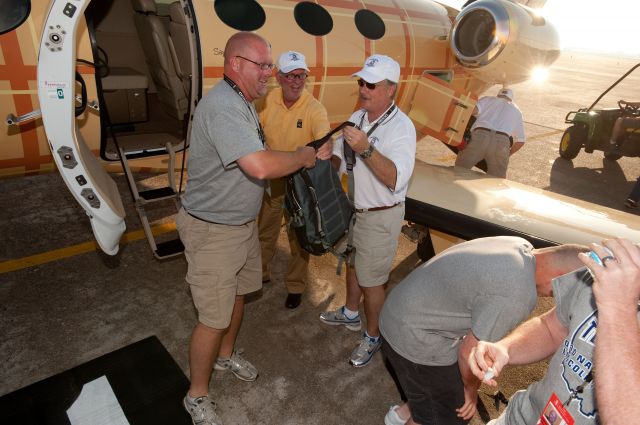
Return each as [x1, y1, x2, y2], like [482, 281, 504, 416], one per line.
[284, 122, 356, 257]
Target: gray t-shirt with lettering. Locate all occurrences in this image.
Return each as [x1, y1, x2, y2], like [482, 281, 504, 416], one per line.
[380, 236, 537, 366]
[182, 80, 265, 224]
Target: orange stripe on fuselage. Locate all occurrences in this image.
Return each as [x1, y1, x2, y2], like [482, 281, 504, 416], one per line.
[0, 31, 40, 173]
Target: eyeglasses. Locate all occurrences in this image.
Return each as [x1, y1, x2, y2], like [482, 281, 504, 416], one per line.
[235, 55, 275, 71]
[357, 79, 380, 90]
[282, 72, 308, 81]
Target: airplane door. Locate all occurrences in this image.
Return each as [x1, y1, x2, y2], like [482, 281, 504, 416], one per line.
[408, 72, 476, 146]
[37, 0, 126, 255]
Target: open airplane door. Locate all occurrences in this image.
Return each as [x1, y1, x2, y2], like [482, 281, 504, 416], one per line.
[37, 0, 126, 255]
[408, 73, 476, 146]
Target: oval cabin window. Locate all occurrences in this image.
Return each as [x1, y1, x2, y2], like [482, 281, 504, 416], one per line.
[214, 0, 265, 31]
[294, 2, 333, 36]
[355, 9, 385, 40]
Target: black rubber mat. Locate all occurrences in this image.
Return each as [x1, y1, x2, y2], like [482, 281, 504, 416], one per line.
[0, 336, 191, 424]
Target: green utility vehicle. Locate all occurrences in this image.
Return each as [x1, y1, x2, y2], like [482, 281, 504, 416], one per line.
[559, 63, 640, 161]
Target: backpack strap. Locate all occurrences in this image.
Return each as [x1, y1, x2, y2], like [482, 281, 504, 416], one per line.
[306, 121, 356, 150]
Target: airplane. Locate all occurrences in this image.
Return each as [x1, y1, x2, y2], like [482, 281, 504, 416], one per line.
[2, 0, 638, 261]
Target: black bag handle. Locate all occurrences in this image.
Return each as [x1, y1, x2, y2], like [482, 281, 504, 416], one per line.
[306, 121, 356, 151]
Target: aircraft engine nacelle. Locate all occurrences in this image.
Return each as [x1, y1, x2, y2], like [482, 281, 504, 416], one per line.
[450, 0, 560, 86]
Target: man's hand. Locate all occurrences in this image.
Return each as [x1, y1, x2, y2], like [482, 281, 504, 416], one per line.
[579, 238, 640, 314]
[316, 140, 333, 160]
[468, 341, 509, 387]
[342, 126, 369, 154]
[456, 385, 478, 420]
[296, 146, 317, 169]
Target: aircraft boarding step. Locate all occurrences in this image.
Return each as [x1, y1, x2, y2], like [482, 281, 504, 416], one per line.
[119, 142, 184, 260]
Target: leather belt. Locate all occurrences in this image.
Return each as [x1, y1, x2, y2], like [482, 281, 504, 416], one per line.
[474, 127, 510, 138]
[355, 203, 400, 213]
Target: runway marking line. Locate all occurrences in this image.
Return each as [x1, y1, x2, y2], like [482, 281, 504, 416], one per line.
[0, 223, 177, 274]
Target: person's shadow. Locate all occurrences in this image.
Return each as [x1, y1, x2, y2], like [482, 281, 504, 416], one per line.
[548, 157, 635, 211]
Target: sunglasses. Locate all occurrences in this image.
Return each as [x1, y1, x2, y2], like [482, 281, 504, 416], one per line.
[282, 72, 308, 81]
[357, 79, 379, 90]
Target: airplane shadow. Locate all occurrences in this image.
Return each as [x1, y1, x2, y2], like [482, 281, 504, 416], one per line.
[547, 157, 636, 211]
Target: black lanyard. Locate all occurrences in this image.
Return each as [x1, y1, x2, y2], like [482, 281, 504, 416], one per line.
[357, 103, 397, 137]
[563, 370, 593, 406]
[223, 75, 265, 145]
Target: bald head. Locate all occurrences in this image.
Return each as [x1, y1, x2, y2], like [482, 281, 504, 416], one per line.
[533, 244, 590, 296]
[222, 32, 273, 102]
[224, 32, 270, 65]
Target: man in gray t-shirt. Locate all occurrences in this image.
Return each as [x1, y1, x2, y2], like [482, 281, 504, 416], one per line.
[379, 236, 588, 425]
[178, 32, 321, 425]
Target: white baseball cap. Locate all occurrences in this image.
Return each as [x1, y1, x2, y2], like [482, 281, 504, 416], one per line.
[277, 51, 309, 74]
[352, 54, 400, 84]
[498, 88, 514, 101]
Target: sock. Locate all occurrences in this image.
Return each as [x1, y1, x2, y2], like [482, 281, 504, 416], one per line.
[610, 138, 617, 145]
[342, 306, 359, 319]
[364, 331, 380, 342]
[187, 394, 205, 404]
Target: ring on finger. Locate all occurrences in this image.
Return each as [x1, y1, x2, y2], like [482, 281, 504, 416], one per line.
[601, 255, 615, 265]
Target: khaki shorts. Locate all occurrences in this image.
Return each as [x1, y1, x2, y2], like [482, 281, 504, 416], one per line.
[352, 203, 405, 287]
[176, 208, 261, 329]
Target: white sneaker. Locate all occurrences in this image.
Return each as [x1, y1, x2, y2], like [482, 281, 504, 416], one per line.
[384, 405, 406, 425]
[183, 395, 223, 425]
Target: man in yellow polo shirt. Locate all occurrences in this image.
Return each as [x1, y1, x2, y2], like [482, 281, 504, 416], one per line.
[256, 51, 331, 309]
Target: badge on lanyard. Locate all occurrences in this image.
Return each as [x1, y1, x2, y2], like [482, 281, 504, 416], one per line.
[537, 393, 574, 425]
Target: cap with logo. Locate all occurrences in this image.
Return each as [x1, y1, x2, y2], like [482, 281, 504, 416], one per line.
[498, 88, 514, 101]
[352, 54, 400, 84]
[277, 51, 309, 74]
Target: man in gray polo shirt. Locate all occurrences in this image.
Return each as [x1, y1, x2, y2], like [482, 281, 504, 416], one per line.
[177, 32, 319, 425]
[379, 236, 588, 425]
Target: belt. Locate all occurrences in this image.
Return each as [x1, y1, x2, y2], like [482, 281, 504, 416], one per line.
[355, 203, 400, 213]
[187, 211, 221, 224]
[474, 127, 510, 138]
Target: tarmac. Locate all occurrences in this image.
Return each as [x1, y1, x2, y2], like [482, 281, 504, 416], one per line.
[2, 51, 640, 424]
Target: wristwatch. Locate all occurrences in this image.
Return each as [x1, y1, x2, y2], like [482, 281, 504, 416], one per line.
[359, 144, 375, 159]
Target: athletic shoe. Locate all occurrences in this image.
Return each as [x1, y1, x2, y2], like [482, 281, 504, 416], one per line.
[214, 349, 258, 382]
[384, 405, 406, 425]
[624, 198, 638, 209]
[183, 395, 223, 425]
[350, 334, 381, 367]
[319, 306, 361, 331]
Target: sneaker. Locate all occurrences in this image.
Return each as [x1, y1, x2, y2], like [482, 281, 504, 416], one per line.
[319, 306, 361, 331]
[349, 334, 382, 367]
[213, 349, 258, 382]
[625, 198, 638, 209]
[183, 395, 223, 425]
[384, 405, 406, 425]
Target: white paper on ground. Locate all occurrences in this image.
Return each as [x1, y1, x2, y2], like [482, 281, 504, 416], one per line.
[66, 375, 130, 425]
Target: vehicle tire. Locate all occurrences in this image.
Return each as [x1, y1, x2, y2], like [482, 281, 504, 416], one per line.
[559, 125, 585, 160]
[604, 151, 622, 161]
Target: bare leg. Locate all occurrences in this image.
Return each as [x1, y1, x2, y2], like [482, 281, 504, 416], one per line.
[345, 266, 362, 312]
[218, 294, 245, 358]
[396, 403, 412, 422]
[362, 285, 385, 337]
[187, 322, 225, 397]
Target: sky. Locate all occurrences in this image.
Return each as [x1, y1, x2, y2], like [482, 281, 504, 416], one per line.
[441, 0, 640, 57]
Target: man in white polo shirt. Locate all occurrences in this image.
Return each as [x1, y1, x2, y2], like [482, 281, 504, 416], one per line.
[319, 54, 416, 368]
[455, 88, 525, 178]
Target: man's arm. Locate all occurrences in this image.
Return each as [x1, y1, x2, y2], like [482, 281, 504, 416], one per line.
[579, 239, 640, 425]
[342, 125, 398, 190]
[237, 147, 316, 180]
[468, 307, 568, 385]
[456, 331, 480, 420]
[510, 141, 524, 155]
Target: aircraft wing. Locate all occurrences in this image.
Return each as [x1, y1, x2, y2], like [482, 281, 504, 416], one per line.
[405, 161, 640, 249]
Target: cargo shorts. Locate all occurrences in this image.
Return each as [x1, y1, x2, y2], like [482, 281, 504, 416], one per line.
[176, 208, 261, 329]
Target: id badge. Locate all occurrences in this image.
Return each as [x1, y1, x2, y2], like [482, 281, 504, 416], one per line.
[536, 393, 574, 425]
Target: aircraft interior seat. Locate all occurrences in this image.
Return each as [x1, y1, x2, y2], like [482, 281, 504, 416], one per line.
[101, 66, 149, 124]
[131, 0, 188, 121]
[167, 1, 191, 95]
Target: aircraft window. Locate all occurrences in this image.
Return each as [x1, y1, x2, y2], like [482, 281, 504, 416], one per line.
[294, 2, 333, 36]
[0, 0, 31, 35]
[214, 0, 265, 31]
[354, 9, 385, 40]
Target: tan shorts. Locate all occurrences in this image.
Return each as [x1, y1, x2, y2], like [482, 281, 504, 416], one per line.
[352, 203, 405, 287]
[176, 208, 261, 329]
